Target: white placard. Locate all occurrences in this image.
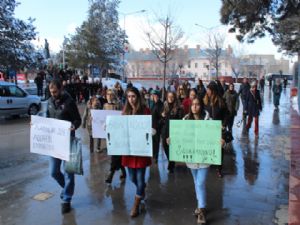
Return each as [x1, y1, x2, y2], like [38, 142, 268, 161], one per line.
[106, 115, 152, 157]
[91, 110, 122, 138]
[30, 115, 71, 161]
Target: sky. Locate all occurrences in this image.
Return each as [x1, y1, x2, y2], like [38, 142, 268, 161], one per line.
[14, 0, 290, 60]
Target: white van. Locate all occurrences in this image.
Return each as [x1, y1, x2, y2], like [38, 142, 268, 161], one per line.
[0, 81, 41, 117]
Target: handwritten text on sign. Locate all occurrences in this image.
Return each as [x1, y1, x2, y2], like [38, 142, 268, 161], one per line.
[170, 120, 221, 165]
[30, 116, 71, 161]
[91, 110, 122, 138]
[106, 115, 152, 157]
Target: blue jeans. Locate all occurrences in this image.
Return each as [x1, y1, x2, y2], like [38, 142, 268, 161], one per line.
[190, 168, 209, 208]
[50, 157, 75, 203]
[127, 168, 146, 197]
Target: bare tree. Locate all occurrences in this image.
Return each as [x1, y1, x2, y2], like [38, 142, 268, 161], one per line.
[145, 15, 184, 99]
[206, 32, 225, 80]
[228, 44, 246, 82]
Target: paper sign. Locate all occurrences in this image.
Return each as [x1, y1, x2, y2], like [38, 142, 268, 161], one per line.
[106, 115, 152, 156]
[170, 120, 222, 165]
[91, 110, 122, 138]
[30, 115, 71, 161]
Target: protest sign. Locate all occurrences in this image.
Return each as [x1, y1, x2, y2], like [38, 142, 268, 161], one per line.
[30, 115, 71, 161]
[91, 110, 122, 138]
[170, 120, 221, 165]
[106, 115, 152, 156]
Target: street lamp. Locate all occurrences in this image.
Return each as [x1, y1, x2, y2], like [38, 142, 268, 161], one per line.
[120, 10, 146, 82]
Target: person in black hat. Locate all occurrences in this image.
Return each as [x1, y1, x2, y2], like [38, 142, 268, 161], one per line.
[150, 89, 163, 163]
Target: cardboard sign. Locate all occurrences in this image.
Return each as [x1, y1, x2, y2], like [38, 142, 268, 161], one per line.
[170, 120, 222, 165]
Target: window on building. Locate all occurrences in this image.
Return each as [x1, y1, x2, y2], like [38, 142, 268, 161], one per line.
[195, 63, 198, 68]
[203, 73, 207, 76]
[195, 72, 198, 77]
[203, 63, 207, 68]
[225, 71, 227, 76]
[188, 61, 191, 68]
[225, 62, 228, 68]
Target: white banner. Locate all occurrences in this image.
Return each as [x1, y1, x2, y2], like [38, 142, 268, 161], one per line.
[106, 115, 152, 157]
[91, 110, 122, 138]
[30, 116, 71, 161]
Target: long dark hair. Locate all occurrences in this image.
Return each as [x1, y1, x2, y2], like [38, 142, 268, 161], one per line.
[123, 87, 145, 115]
[162, 91, 181, 116]
[186, 97, 205, 120]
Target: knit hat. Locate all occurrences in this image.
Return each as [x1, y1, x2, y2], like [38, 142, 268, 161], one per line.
[150, 90, 160, 96]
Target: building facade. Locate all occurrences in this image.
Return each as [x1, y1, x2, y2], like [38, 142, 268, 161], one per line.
[125, 45, 234, 81]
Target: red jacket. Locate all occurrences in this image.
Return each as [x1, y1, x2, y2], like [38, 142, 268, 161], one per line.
[122, 107, 152, 168]
[182, 97, 192, 115]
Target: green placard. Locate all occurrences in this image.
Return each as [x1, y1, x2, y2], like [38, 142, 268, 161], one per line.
[170, 120, 222, 165]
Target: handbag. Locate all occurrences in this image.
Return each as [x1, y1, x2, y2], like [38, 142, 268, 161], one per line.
[65, 137, 83, 175]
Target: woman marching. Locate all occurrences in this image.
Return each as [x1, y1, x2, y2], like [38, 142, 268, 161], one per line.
[121, 87, 153, 217]
[160, 91, 184, 173]
[104, 89, 126, 184]
[203, 81, 227, 177]
[184, 97, 210, 224]
[82, 96, 101, 153]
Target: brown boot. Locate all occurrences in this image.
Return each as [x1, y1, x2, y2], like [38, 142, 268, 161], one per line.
[197, 208, 206, 224]
[130, 196, 141, 217]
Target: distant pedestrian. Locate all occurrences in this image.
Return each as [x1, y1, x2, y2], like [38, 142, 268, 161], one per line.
[245, 81, 262, 137]
[272, 79, 282, 110]
[259, 77, 265, 93]
[34, 72, 44, 97]
[238, 78, 250, 120]
[283, 77, 288, 89]
[223, 83, 239, 133]
[47, 80, 81, 214]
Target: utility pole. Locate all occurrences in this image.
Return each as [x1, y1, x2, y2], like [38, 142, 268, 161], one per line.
[162, 17, 169, 101]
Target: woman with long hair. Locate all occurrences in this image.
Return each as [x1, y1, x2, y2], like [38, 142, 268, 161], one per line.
[104, 89, 126, 184]
[176, 84, 187, 103]
[184, 97, 210, 224]
[160, 91, 184, 173]
[203, 81, 227, 177]
[121, 87, 152, 217]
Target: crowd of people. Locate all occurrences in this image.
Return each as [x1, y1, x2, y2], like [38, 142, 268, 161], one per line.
[44, 74, 286, 224]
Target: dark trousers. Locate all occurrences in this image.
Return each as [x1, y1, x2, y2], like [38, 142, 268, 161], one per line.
[162, 136, 175, 170]
[37, 87, 43, 96]
[152, 132, 161, 160]
[89, 136, 101, 152]
[227, 115, 235, 132]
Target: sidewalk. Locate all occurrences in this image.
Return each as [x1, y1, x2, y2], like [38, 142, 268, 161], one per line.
[289, 95, 300, 225]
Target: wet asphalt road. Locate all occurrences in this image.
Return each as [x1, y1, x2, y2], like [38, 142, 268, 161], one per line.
[0, 87, 290, 225]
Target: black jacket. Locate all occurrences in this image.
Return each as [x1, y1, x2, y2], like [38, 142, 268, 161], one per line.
[239, 82, 250, 100]
[47, 92, 81, 136]
[245, 90, 262, 117]
[151, 100, 163, 131]
[160, 104, 184, 138]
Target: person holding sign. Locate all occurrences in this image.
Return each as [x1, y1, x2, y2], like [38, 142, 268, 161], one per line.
[121, 87, 152, 218]
[183, 97, 211, 224]
[103, 89, 126, 184]
[160, 91, 184, 173]
[47, 80, 81, 214]
[82, 96, 101, 153]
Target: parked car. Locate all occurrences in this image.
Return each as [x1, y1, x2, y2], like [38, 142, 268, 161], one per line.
[0, 81, 41, 117]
